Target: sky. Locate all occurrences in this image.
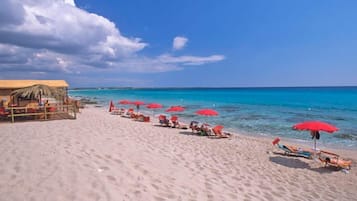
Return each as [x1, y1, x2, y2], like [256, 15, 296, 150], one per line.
[0, 0, 356, 88]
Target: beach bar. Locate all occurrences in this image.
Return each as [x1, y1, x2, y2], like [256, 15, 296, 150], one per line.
[0, 80, 76, 122]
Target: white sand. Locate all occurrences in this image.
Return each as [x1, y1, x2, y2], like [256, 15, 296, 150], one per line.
[0, 106, 356, 201]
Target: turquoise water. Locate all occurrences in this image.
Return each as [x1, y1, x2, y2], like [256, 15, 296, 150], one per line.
[69, 87, 357, 149]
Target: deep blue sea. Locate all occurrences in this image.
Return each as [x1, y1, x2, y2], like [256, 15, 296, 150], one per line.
[69, 87, 357, 149]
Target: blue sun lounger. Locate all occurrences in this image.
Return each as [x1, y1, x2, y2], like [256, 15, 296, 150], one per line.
[272, 138, 313, 159]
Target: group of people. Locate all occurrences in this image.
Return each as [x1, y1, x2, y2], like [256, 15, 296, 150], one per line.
[189, 121, 231, 138]
[158, 115, 186, 129]
[109, 105, 231, 138]
[111, 107, 151, 122]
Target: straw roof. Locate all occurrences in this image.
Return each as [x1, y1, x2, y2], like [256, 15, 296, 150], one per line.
[0, 80, 68, 89]
[11, 84, 66, 100]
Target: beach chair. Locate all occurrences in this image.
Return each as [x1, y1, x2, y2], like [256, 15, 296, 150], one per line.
[210, 125, 231, 138]
[199, 123, 212, 136]
[272, 138, 313, 159]
[170, 116, 179, 128]
[121, 108, 134, 118]
[190, 121, 200, 133]
[318, 150, 352, 170]
[110, 107, 121, 115]
[133, 114, 150, 122]
[0, 107, 10, 118]
[159, 115, 170, 127]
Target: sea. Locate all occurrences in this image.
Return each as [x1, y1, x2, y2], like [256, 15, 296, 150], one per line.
[69, 87, 357, 149]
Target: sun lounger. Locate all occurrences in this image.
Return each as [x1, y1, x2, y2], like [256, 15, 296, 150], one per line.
[272, 138, 313, 159]
[111, 108, 124, 115]
[121, 108, 134, 118]
[170, 116, 179, 128]
[133, 114, 150, 122]
[188, 121, 213, 136]
[159, 115, 170, 127]
[190, 121, 200, 133]
[210, 125, 231, 138]
[318, 150, 352, 170]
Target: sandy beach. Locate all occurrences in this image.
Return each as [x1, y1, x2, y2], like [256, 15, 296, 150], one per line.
[0, 106, 356, 201]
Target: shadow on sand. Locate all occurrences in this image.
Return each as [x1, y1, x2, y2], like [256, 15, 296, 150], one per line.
[269, 155, 342, 174]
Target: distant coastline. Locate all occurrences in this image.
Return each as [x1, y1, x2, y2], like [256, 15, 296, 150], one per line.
[69, 85, 357, 90]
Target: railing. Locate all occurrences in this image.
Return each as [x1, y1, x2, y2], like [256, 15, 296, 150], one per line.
[7, 104, 76, 123]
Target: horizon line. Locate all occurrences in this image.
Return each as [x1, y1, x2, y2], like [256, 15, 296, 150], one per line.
[69, 85, 357, 90]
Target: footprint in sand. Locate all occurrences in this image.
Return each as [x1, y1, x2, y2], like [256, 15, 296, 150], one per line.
[113, 158, 123, 165]
[154, 196, 166, 201]
[14, 166, 21, 173]
[91, 181, 98, 189]
[106, 175, 116, 182]
[151, 183, 160, 190]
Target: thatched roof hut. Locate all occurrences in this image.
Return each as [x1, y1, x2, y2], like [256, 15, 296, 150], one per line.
[0, 80, 69, 107]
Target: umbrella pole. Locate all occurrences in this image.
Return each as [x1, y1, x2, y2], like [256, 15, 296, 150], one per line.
[313, 137, 317, 159]
[314, 138, 316, 151]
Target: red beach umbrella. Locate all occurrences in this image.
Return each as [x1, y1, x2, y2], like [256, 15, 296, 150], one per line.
[109, 100, 115, 112]
[166, 106, 185, 112]
[195, 109, 219, 116]
[195, 109, 219, 133]
[146, 103, 163, 109]
[165, 106, 185, 127]
[132, 100, 145, 112]
[132, 101, 145, 106]
[146, 103, 163, 122]
[292, 121, 338, 133]
[119, 100, 131, 105]
[292, 121, 338, 152]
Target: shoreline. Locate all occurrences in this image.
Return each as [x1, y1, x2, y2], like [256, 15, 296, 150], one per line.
[69, 86, 357, 90]
[89, 101, 357, 152]
[69, 88, 357, 150]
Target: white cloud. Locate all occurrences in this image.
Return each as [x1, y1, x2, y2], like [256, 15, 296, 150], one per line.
[64, 0, 75, 6]
[173, 36, 188, 50]
[158, 54, 225, 65]
[0, 0, 225, 80]
[0, 0, 146, 57]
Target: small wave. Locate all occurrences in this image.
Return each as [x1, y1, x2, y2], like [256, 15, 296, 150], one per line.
[334, 133, 357, 141]
[217, 105, 240, 112]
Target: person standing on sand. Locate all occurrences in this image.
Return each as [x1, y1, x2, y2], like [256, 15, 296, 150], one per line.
[310, 131, 320, 140]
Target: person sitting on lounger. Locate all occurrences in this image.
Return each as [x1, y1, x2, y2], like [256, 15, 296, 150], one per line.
[170, 116, 179, 128]
[272, 138, 313, 159]
[319, 151, 352, 170]
[200, 123, 211, 136]
[211, 125, 231, 138]
[159, 115, 170, 126]
[190, 121, 200, 133]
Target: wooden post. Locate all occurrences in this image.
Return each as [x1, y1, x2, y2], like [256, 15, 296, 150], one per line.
[44, 106, 47, 120]
[73, 107, 76, 119]
[11, 107, 14, 123]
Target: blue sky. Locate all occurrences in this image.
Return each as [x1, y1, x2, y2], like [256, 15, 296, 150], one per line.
[0, 0, 356, 87]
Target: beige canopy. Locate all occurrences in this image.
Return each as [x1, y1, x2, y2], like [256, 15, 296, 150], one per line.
[0, 80, 68, 89]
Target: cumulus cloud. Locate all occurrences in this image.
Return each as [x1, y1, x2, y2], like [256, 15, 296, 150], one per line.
[0, 0, 146, 56]
[0, 0, 225, 80]
[172, 36, 188, 50]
